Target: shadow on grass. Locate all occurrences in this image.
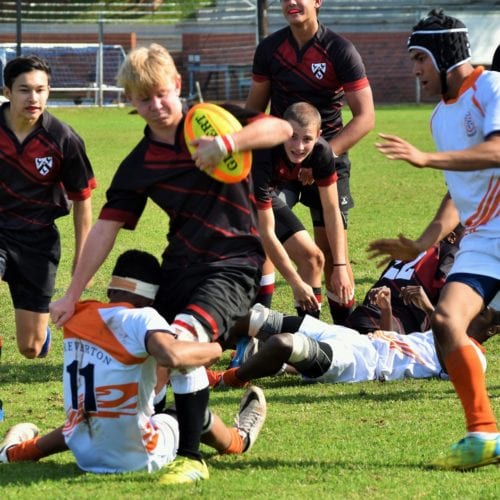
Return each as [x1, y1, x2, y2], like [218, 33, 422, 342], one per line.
[0, 455, 431, 488]
[0, 361, 61, 384]
[0, 461, 82, 485]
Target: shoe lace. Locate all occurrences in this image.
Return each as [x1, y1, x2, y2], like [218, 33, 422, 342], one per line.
[234, 403, 260, 436]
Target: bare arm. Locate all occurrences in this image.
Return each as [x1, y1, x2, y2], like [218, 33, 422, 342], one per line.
[367, 193, 459, 267]
[375, 132, 500, 170]
[71, 197, 93, 274]
[318, 183, 352, 304]
[257, 208, 319, 311]
[50, 219, 124, 326]
[245, 79, 271, 112]
[400, 285, 435, 318]
[192, 115, 292, 170]
[329, 87, 375, 156]
[148, 331, 222, 369]
[368, 286, 393, 331]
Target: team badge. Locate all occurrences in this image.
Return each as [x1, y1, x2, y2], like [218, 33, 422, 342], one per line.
[311, 63, 326, 80]
[35, 156, 53, 176]
[464, 111, 477, 137]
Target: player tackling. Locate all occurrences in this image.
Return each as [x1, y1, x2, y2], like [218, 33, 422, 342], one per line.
[369, 10, 500, 470]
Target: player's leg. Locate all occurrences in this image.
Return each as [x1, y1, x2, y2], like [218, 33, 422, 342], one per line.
[14, 310, 51, 359]
[274, 202, 324, 317]
[4, 226, 59, 358]
[431, 276, 499, 470]
[155, 264, 260, 482]
[201, 386, 267, 454]
[223, 331, 333, 386]
[313, 211, 355, 325]
[323, 168, 355, 324]
[0, 424, 67, 463]
[254, 257, 275, 308]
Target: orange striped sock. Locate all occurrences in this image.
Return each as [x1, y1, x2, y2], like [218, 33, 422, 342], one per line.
[445, 344, 498, 433]
[7, 437, 44, 462]
[221, 427, 245, 454]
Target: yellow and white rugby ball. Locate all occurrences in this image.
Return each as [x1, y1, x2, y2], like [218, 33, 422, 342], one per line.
[184, 103, 252, 183]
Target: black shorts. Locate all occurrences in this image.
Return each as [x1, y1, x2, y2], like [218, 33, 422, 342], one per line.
[276, 154, 353, 230]
[0, 226, 60, 312]
[154, 262, 262, 342]
[271, 194, 306, 244]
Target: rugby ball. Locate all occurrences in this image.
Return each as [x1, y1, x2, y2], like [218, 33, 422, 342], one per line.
[184, 103, 252, 183]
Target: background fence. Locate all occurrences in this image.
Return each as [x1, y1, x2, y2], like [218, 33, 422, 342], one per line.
[0, 1, 498, 105]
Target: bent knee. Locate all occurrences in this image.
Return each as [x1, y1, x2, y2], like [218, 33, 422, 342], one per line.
[301, 247, 325, 272]
[19, 345, 38, 359]
[266, 334, 293, 356]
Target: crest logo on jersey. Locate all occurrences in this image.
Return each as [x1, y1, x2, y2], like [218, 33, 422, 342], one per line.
[464, 111, 477, 137]
[311, 63, 326, 80]
[35, 156, 53, 176]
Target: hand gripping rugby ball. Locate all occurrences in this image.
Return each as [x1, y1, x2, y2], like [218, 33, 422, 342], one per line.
[184, 102, 252, 183]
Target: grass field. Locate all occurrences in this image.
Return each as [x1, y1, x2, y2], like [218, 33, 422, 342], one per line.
[0, 105, 498, 499]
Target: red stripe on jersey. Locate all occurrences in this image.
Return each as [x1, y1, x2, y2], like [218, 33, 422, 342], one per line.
[185, 304, 219, 340]
[66, 177, 97, 201]
[343, 77, 370, 93]
[315, 171, 338, 187]
[172, 318, 198, 339]
[257, 201, 272, 211]
[99, 207, 140, 230]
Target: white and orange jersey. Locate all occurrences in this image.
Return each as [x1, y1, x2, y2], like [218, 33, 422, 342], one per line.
[297, 316, 486, 384]
[430, 67, 500, 239]
[62, 300, 176, 473]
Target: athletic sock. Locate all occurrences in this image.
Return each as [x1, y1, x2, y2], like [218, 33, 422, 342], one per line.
[295, 287, 322, 318]
[173, 387, 210, 460]
[6, 437, 44, 462]
[222, 427, 245, 454]
[328, 296, 355, 325]
[254, 272, 275, 308]
[445, 344, 498, 433]
[222, 368, 248, 388]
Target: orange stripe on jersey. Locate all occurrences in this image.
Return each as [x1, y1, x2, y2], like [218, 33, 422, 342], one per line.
[96, 383, 139, 411]
[142, 419, 160, 453]
[465, 177, 500, 233]
[372, 330, 428, 366]
[471, 93, 485, 117]
[64, 301, 147, 365]
[446, 67, 484, 104]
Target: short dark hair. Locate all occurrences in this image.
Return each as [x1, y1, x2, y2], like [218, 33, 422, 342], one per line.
[3, 55, 52, 89]
[283, 102, 322, 131]
[112, 249, 161, 285]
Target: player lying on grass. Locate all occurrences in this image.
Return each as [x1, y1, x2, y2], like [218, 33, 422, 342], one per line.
[0, 250, 267, 477]
[208, 294, 498, 388]
[345, 226, 463, 334]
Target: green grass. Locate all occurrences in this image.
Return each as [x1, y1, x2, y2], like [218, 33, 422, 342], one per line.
[0, 105, 498, 498]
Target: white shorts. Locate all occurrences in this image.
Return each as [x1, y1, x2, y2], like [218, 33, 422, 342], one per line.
[147, 413, 180, 472]
[451, 233, 500, 280]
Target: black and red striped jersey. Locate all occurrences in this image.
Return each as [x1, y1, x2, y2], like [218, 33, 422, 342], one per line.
[0, 104, 96, 231]
[253, 136, 338, 210]
[346, 241, 459, 334]
[99, 105, 265, 270]
[252, 24, 370, 140]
